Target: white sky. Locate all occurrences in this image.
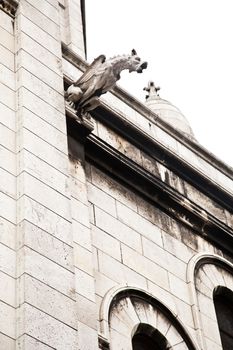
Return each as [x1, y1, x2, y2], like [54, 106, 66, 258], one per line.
[85, 0, 232, 168]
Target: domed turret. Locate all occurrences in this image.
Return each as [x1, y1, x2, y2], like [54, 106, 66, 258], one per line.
[144, 81, 195, 139]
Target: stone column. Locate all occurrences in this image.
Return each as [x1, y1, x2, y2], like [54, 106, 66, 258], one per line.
[15, 1, 77, 348]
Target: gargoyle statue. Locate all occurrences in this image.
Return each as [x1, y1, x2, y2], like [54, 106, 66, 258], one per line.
[65, 49, 147, 115]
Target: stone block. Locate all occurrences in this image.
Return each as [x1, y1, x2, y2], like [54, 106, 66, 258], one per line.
[0, 217, 15, 250]
[17, 68, 64, 112]
[122, 244, 169, 291]
[89, 165, 138, 212]
[25, 0, 59, 23]
[0, 333, 15, 350]
[69, 157, 86, 183]
[0, 82, 15, 110]
[87, 183, 117, 217]
[17, 33, 62, 76]
[21, 274, 77, 328]
[74, 243, 93, 275]
[0, 146, 15, 176]
[197, 291, 216, 321]
[169, 273, 191, 304]
[98, 250, 147, 290]
[19, 0, 60, 40]
[95, 206, 142, 253]
[17, 334, 53, 350]
[200, 312, 222, 345]
[0, 270, 15, 307]
[174, 297, 194, 328]
[0, 167, 16, 199]
[70, 175, 88, 204]
[76, 294, 97, 329]
[142, 237, 186, 281]
[0, 300, 15, 339]
[19, 149, 68, 195]
[16, 50, 63, 94]
[91, 225, 121, 261]
[18, 220, 73, 271]
[0, 44, 15, 72]
[18, 128, 68, 175]
[0, 102, 15, 131]
[75, 268, 95, 301]
[205, 337, 222, 350]
[0, 123, 15, 152]
[17, 197, 72, 245]
[72, 220, 92, 252]
[0, 192, 16, 224]
[18, 303, 78, 349]
[162, 230, 194, 263]
[19, 87, 65, 132]
[18, 15, 60, 57]
[18, 172, 71, 220]
[0, 63, 15, 90]
[71, 198, 90, 227]
[77, 321, 98, 350]
[94, 271, 117, 298]
[147, 280, 177, 314]
[18, 246, 75, 298]
[21, 107, 67, 153]
[116, 201, 163, 247]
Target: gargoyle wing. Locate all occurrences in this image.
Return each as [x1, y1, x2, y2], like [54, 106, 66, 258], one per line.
[74, 54, 106, 86]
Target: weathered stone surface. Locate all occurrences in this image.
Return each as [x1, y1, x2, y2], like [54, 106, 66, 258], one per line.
[17, 197, 72, 245]
[21, 274, 77, 328]
[18, 303, 78, 349]
[0, 300, 15, 339]
[91, 225, 121, 261]
[95, 206, 142, 252]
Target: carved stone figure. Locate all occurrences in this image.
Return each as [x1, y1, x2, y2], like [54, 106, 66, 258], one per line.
[66, 49, 147, 115]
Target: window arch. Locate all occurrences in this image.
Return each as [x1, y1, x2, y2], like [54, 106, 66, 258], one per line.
[214, 287, 233, 350]
[132, 323, 169, 350]
[99, 287, 198, 350]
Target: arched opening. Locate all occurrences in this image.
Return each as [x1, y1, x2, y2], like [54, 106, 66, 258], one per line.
[214, 286, 233, 350]
[132, 323, 170, 350]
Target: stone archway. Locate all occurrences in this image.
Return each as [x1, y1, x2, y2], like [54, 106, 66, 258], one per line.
[99, 286, 199, 350]
[187, 253, 233, 350]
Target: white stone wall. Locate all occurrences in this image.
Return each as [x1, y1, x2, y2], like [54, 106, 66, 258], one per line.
[14, 0, 78, 346]
[0, 7, 17, 349]
[1, 1, 233, 349]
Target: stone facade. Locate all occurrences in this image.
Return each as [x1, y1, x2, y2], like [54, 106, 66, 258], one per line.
[0, 1, 233, 349]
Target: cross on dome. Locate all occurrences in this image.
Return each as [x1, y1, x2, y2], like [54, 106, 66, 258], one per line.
[143, 81, 160, 100]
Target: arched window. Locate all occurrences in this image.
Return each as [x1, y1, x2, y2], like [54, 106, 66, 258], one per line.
[132, 323, 169, 350]
[214, 287, 233, 350]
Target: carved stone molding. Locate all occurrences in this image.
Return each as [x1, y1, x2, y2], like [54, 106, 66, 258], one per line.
[0, 0, 18, 17]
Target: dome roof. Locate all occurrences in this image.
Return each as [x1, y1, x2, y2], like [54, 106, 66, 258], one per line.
[144, 82, 195, 139]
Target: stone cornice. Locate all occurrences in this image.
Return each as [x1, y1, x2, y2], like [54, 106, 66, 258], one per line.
[0, 0, 18, 17]
[62, 43, 233, 180]
[67, 119, 233, 256]
[91, 105, 233, 213]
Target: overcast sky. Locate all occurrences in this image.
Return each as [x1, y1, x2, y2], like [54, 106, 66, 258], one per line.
[85, 0, 232, 168]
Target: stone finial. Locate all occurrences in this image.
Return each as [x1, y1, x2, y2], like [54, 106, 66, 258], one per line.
[143, 81, 160, 100]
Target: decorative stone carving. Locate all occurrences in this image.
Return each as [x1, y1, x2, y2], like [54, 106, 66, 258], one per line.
[0, 0, 19, 17]
[65, 49, 147, 116]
